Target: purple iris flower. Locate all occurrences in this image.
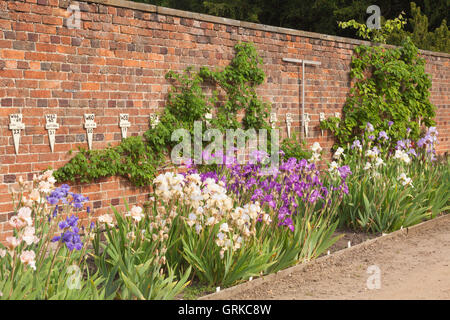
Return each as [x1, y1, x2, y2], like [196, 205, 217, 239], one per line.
[417, 138, 426, 148]
[298, 159, 308, 167]
[351, 140, 361, 150]
[396, 140, 406, 150]
[246, 177, 257, 188]
[337, 166, 352, 180]
[372, 146, 380, 155]
[408, 148, 417, 157]
[428, 127, 438, 136]
[47, 185, 88, 210]
[378, 131, 389, 140]
[52, 214, 83, 251]
[308, 190, 320, 203]
[251, 188, 263, 201]
[184, 158, 194, 169]
[366, 122, 374, 132]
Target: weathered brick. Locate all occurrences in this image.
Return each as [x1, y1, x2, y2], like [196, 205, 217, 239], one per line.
[71, 37, 82, 46]
[1, 98, 12, 106]
[3, 175, 16, 184]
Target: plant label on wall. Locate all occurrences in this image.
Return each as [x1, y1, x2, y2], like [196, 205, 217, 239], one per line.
[9, 114, 25, 155]
[286, 113, 293, 138]
[66, 3, 81, 29]
[334, 112, 341, 128]
[270, 112, 277, 129]
[84, 114, 97, 150]
[45, 114, 60, 153]
[119, 114, 130, 139]
[303, 113, 311, 138]
[319, 112, 325, 136]
[205, 113, 212, 128]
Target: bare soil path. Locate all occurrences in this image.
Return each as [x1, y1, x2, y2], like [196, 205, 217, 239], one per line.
[201, 214, 450, 300]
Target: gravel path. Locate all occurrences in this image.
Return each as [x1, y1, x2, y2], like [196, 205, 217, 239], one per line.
[201, 214, 450, 300]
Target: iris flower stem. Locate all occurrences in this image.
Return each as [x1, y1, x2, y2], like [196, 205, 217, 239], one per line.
[44, 241, 62, 299]
[8, 251, 17, 299]
[55, 248, 74, 290]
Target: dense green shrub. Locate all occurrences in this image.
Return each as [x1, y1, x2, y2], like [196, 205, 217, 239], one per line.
[280, 133, 312, 162]
[54, 136, 159, 187]
[322, 15, 436, 149]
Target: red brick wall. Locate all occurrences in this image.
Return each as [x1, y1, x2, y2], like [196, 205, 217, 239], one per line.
[0, 0, 449, 240]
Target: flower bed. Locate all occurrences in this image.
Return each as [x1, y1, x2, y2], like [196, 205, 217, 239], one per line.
[0, 126, 448, 300]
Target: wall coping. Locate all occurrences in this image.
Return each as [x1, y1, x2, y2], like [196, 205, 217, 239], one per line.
[82, 0, 450, 59]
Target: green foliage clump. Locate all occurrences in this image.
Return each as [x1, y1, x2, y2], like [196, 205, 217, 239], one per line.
[145, 67, 212, 156]
[54, 136, 158, 187]
[92, 202, 191, 300]
[322, 14, 436, 148]
[280, 132, 312, 161]
[198, 42, 271, 131]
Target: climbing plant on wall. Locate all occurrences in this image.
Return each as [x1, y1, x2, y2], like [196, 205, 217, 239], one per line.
[321, 14, 436, 148]
[54, 42, 274, 187]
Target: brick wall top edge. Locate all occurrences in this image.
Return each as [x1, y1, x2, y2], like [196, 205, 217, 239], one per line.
[82, 0, 450, 59]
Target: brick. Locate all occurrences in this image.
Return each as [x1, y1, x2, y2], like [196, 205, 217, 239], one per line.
[36, 43, 57, 52]
[71, 37, 82, 46]
[0, 70, 22, 78]
[1, 98, 12, 106]
[24, 71, 46, 79]
[36, 99, 48, 107]
[17, 61, 29, 69]
[42, 16, 62, 26]
[3, 175, 16, 184]
[2, 49, 25, 60]
[93, 200, 102, 209]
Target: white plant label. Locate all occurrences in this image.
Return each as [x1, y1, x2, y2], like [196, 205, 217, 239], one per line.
[66, 3, 81, 29]
[366, 265, 381, 289]
[45, 114, 59, 153]
[9, 114, 25, 154]
[303, 113, 311, 138]
[119, 114, 130, 140]
[270, 112, 277, 129]
[84, 114, 97, 150]
[205, 113, 212, 128]
[285, 113, 293, 138]
[319, 112, 325, 136]
[335, 112, 341, 128]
